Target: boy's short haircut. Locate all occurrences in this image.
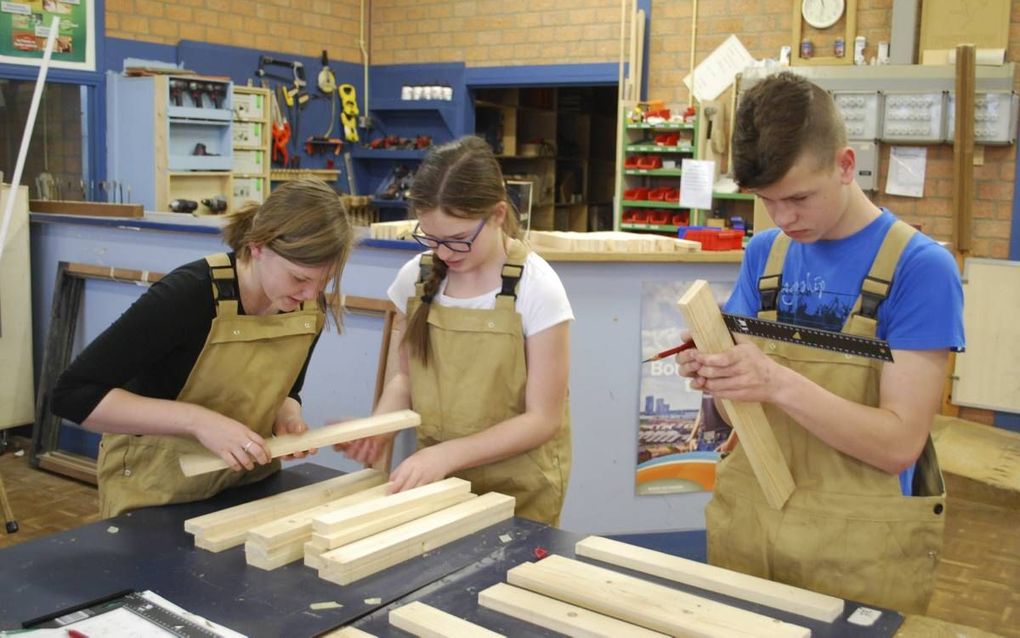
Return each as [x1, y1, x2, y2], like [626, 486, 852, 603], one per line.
[732, 72, 848, 189]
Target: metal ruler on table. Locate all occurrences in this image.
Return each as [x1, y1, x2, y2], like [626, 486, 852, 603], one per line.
[722, 313, 895, 362]
[118, 592, 224, 638]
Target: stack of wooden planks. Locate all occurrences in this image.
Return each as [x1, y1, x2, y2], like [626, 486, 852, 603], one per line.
[373, 534, 846, 637]
[186, 475, 516, 586]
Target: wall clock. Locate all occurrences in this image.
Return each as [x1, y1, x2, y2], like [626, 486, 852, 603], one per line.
[791, 0, 857, 66]
[802, 0, 845, 29]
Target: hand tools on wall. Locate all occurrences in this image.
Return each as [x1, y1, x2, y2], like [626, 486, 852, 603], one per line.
[339, 83, 360, 142]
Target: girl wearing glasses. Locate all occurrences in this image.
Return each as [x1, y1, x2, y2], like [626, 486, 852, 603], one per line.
[343, 136, 574, 526]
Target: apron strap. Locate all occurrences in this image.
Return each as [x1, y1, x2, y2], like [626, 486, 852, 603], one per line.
[415, 252, 435, 300]
[496, 239, 529, 311]
[205, 253, 240, 317]
[843, 220, 917, 337]
[756, 232, 791, 321]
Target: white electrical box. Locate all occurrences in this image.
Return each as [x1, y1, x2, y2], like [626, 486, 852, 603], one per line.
[850, 141, 878, 191]
[945, 91, 1019, 145]
[833, 91, 883, 140]
[881, 91, 946, 143]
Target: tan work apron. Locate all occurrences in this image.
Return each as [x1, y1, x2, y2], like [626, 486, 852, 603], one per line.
[705, 221, 946, 614]
[408, 240, 571, 526]
[97, 253, 323, 517]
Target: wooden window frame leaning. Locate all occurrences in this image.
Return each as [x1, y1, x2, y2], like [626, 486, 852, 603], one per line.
[31, 261, 397, 484]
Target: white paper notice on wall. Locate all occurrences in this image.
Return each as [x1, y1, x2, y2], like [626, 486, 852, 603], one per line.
[679, 159, 715, 210]
[885, 146, 927, 198]
[682, 34, 754, 103]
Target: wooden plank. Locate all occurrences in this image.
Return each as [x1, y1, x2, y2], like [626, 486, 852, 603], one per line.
[303, 488, 477, 568]
[314, 477, 472, 534]
[389, 601, 505, 638]
[677, 280, 794, 509]
[952, 44, 975, 254]
[575, 536, 843, 623]
[184, 469, 385, 551]
[35, 451, 97, 485]
[920, 0, 1009, 51]
[478, 583, 668, 638]
[318, 492, 514, 585]
[30, 199, 144, 218]
[248, 483, 391, 550]
[320, 628, 377, 638]
[179, 410, 420, 477]
[952, 260, 1020, 412]
[244, 484, 391, 570]
[66, 262, 163, 284]
[507, 555, 810, 638]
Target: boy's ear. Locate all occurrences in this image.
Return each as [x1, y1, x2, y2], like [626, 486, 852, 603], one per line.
[836, 146, 856, 184]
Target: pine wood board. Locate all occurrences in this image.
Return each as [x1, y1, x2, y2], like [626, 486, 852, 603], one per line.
[389, 601, 505, 638]
[678, 280, 794, 509]
[184, 469, 384, 551]
[320, 628, 378, 638]
[507, 555, 810, 638]
[179, 410, 420, 477]
[244, 484, 391, 570]
[528, 230, 700, 253]
[575, 536, 843, 622]
[478, 583, 668, 638]
[313, 477, 472, 534]
[247, 483, 391, 550]
[301, 489, 477, 569]
[318, 492, 515, 586]
[952, 258, 1020, 413]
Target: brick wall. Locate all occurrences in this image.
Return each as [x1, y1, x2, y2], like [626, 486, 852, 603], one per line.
[105, 0, 363, 62]
[648, 0, 1017, 260]
[369, 0, 625, 66]
[104, 0, 1016, 259]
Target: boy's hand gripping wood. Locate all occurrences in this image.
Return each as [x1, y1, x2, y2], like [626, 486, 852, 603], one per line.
[678, 280, 794, 509]
[179, 410, 421, 477]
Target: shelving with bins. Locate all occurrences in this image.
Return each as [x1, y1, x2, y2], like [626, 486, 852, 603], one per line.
[617, 105, 700, 235]
[231, 86, 272, 209]
[107, 72, 234, 215]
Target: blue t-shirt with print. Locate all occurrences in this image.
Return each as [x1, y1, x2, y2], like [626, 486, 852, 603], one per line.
[724, 209, 965, 494]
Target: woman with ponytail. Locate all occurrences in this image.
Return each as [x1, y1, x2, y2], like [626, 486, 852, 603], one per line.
[343, 136, 574, 526]
[52, 180, 353, 517]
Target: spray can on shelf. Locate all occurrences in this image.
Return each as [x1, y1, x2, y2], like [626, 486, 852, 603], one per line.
[800, 39, 814, 59]
[834, 37, 845, 58]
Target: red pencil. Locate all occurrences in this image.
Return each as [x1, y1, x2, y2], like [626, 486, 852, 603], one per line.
[642, 339, 695, 363]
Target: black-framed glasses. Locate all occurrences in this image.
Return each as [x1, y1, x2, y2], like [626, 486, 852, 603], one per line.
[411, 218, 488, 253]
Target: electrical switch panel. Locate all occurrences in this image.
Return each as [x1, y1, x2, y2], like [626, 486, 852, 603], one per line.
[881, 92, 946, 143]
[945, 91, 1019, 144]
[833, 91, 883, 140]
[849, 141, 878, 191]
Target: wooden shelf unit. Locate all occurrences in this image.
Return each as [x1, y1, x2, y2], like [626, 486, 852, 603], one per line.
[474, 86, 617, 232]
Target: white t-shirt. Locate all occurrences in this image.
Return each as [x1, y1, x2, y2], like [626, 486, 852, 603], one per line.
[387, 252, 574, 338]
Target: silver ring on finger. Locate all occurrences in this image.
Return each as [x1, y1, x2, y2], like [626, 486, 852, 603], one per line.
[243, 440, 253, 453]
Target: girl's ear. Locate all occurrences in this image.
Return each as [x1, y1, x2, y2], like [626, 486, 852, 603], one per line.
[491, 201, 508, 227]
[249, 243, 264, 259]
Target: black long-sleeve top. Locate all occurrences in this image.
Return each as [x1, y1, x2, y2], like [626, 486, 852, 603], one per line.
[51, 254, 317, 425]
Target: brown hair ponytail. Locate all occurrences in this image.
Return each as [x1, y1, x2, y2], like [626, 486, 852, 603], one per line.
[402, 136, 514, 365]
[221, 180, 353, 329]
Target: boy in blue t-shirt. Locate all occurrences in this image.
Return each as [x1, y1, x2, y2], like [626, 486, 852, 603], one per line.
[676, 72, 964, 614]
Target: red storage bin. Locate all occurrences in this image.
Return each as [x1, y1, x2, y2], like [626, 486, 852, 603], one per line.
[684, 228, 745, 250]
